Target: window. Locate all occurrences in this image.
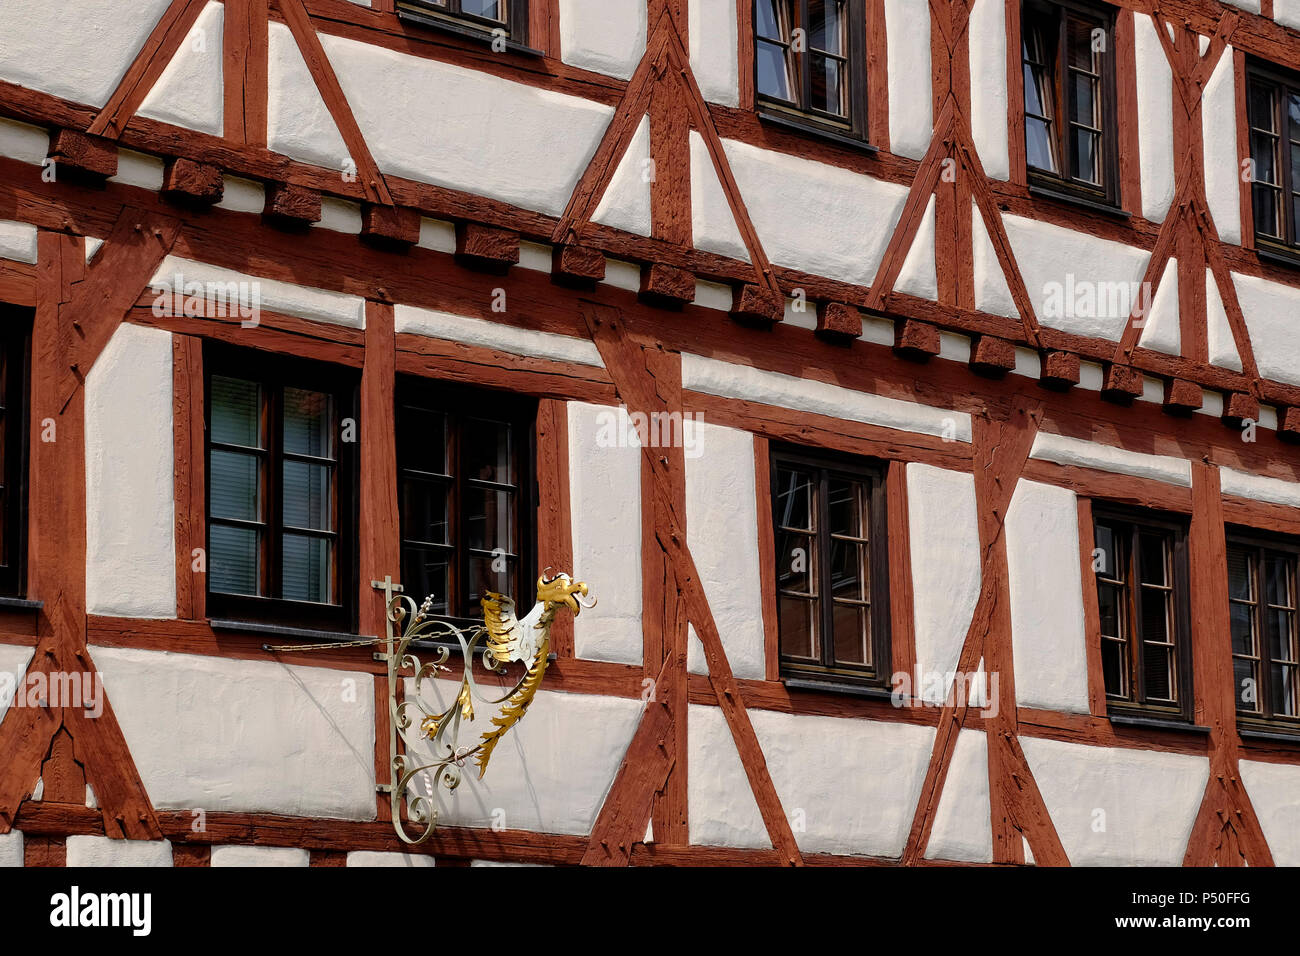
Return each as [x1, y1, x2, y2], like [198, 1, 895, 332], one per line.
[0, 310, 29, 598]
[1092, 509, 1192, 721]
[754, 0, 868, 141]
[1227, 533, 1300, 733]
[396, 378, 536, 628]
[397, 0, 530, 45]
[205, 346, 359, 632]
[1246, 62, 1300, 256]
[771, 448, 889, 689]
[1021, 0, 1119, 206]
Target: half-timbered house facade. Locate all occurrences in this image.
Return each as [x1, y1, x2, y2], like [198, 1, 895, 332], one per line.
[0, 0, 1298, 867]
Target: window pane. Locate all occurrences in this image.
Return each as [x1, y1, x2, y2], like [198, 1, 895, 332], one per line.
[401, 477, 448, 545]
[461, 0, 504, 21]
[1066, 17, 1100, 71]
[1227, 547, 1253, 601]
[808, 0, 844, 53]
[776, 529, 814, 594]
[463, 419, 513, 485]
[1023, 64, 1048, 116]
[1253, 183, 1282, 239]
[210, 523, 259, 596]
[1143, 642, 1174, 701]
[1094, 523, 1117, 577]
[1101, 639, 1125, 697]
[399, 406, 447, 475]
[210, 449, 260, 522]
[1140, 589, 1170, 644]
[468, 554, 512, 606]
[1249, 82, 1276, 131]
[1266, 608, 1293, 663]
[774, 467, 814, 530]
[809, 52, 845, 117]
[1271, 662, 1297, 717]
[1026, 117, 1058, 173]
[284, 388, 334, 459]
[1098, 582, 1121, 637]
[211, 376, 261, 447]
[1230, 601, 1255, 657]
[1288, 93, 1300, 139]
[779, 594, 818, 660]
[283, 460, 333, 531]
[756, 0, 789, 40]
[1070, 73, 1098, 127]
[827, 478, 863, 537]
[403, 546, 448, 614]
[1235, 657, 1260, 712]
[282, 533, 332, 603]
[1252, 132, 1279, 185]
[757, 39, 794, 101]
[830, 539, 864, 600]
[1071, 127, 1100, 185]
[832, 602, 868, 666]
[466, 486, 514, 552]
[1138, 533, 1168, 587]
[1265, 555, 1291, 607]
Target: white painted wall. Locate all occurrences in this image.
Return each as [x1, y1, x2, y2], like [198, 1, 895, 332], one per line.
[885, 0, 933, 161]
[690, 0, 740, 107]
[394, 304, 603, 367]
[1240, 759, 1300, 866]
[1030, 432, 1193, 486]
[347, 850, 436, 867]
[1134, 15, 1175, 223]
[568, 402, 643, 664]
[1005, 480, 1090, 714]
[1234, 272, 1300, 387]
[91, 646, 377, 820]
[694, 137, 909, 286]
[907, 464, 981, 703]
[1137, 258, 1179, 355]
[973, 202, 1016, 317]
[85, 324, 177, 619]
[689, 704, 935, 856]
[0, 220, 37, 264]
[968, 0, 1008, 180]
[0, 644, 31, 731]
[1022, 737, 1209, 865]
[690, 132, 748, 260]
[1203, 48, 1241, 244]
[1277, 0, 1300, 30]
[1220, 467, 1300, 508]
[925, 728, 992, 862]
[0, 830, 20, 867]
[65, 835, 173, 867]
[894, 195, 938, 300]
[0, 0, 174, 107]
[1206, 268, 1242, 371]
[559, 0, 646, 80]
[0, 117, 48, 166]
[592, 115, 652, 236]
[685, 422, 764, 680]
[211, 845, 310, 867]
[138, 1, 224, 136]
[267, 21, 352, 172]
[405, 681, 643, 834]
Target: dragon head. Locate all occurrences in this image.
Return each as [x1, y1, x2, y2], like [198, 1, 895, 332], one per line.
[536, 570, 595, 616]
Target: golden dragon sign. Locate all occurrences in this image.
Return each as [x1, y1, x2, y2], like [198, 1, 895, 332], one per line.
[381, 570, 594, 845]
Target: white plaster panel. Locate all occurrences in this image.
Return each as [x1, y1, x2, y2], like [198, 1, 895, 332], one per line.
[1004, 214, 1150, 340]
[0, 220, 37, 264]
[592, 115, 651, 236]
[1234, 272, 1300, 386]
[1220, 467, 1300, 508]
[1022, 738, 1210, 865]
[0, 830, 20, 867]
[1005, 481, 1090, 714]
[695, 137, 909, 286]
[394, 303, 602, 366]
[0, 117, 49, 165]
[1134, 16, 1175, 223]
[90, 646, 377, 820]
[1136, 257, 1179, 355]
[318, 198, 364, 235]
[925, 729, 992, 862]
[267, 22, 351, 172]
[885, 0, 933, 161]
[65, 836, 173, 867]
[1203, 48, 1240, 244]
[907, 464, 981, 704]
[1222, 0, 1261, 12]
[688, 703, 768, 848]
[682, 353, 971, 442]
[85, 325, 177, 619]
[567, 402, 643, 664]
[406, 681, 643, 834]
[685, 422, 765, 680]
[112, 150, 166, 191]
[211, 845, 309, 867]
[690, 131, 748, 260]
[151, 255, 366, 328]
[559, 0, 646, 80]
[347, 851, 436, 867]
[1239, 760, 1300, 866]
[1030, 432, 1192, 486]
[895, 194, 938, 300]
[1277, 0, 1300, 30]
[690, 0, 740, 107]
[218, 176, 266, 214]
[0, 0, 175, 106]
[1206, 268, 1242, 372]
[321, 33, 613, 216]
[973, 202, 1016, 317]
[968, 0, 1008, 179]
[139, 1, 224, 135]
[0, 644, 35, 731]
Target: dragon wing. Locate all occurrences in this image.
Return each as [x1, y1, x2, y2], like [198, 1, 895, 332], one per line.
[481, 592, 523, 664]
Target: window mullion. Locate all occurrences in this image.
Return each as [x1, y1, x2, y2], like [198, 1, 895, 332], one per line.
[1129, 526, 1146, 705]
[818, 469, 834, 669]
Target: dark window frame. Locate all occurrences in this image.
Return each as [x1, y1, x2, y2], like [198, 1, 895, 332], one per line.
[397, 0, 534, 50]
[0, 307, 31, 599]
[1245, 58, 1300, 262]
[203, 344, 360, 634]
[753, 0, 870, 144]
[1092, 505, 1193, 723]
[1226, 527, 1300, 735]
[770, 445, 891, 691]
[1020, 0, 1121, 208]
[396, 376, 538, 633]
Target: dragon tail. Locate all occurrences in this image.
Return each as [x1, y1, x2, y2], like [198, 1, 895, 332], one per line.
[474, 636, 551, 779]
